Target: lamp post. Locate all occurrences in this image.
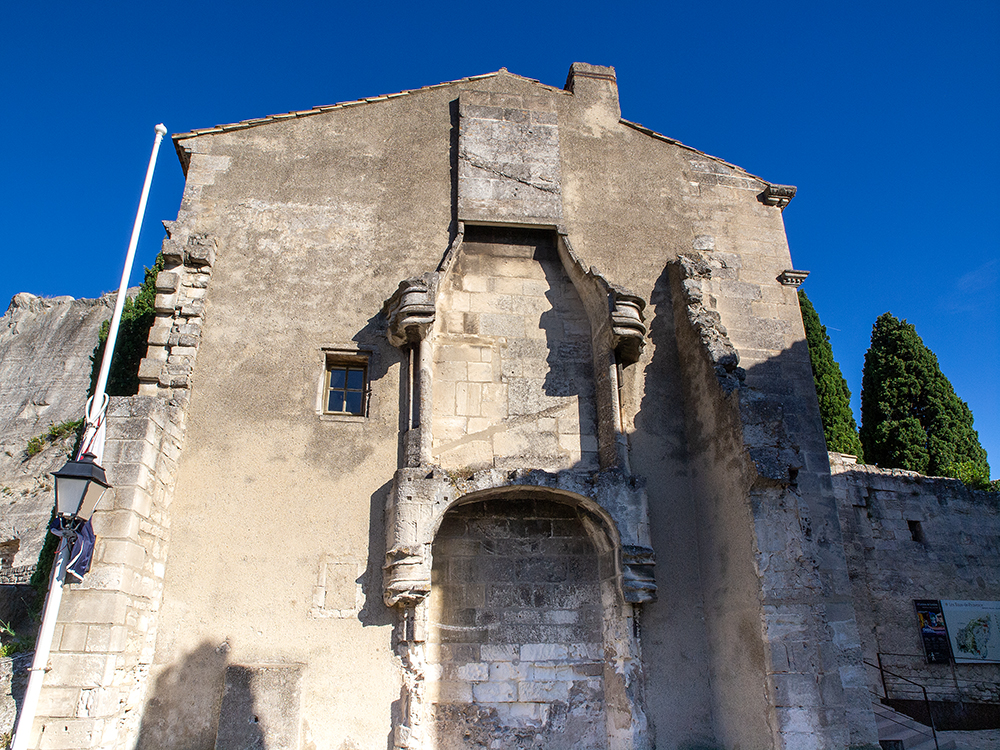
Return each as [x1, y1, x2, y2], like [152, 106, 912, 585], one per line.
[10, 123, 167, 750]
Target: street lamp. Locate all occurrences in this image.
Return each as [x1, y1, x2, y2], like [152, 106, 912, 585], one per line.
[52, 452, 110, 528]
[11, 123, 167, 750]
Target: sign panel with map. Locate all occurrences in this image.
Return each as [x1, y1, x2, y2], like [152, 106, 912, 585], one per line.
[940, 600, 1000, 664]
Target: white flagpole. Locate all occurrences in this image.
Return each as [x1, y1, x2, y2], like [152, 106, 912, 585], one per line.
[77, 123, 168, 464]
[11, 123, 167, 750]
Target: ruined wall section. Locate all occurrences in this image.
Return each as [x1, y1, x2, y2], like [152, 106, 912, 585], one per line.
[27, 147, 224, 748]
[432, 228, 598, 472]
[831, 453, 1000, 705]
[671, 239, 877, 747]
[669, 259, 773, 748]
[549, 64, 877, 746]
[136, 147, 229, 404]
[32, 397, 183, 750]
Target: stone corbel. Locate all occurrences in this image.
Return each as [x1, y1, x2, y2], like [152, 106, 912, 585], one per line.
[621, 545, 657, 603]
[383, 468, 450, 608]
[777, 269, 809, 287]
[383, 277, 437, 347]
[758, 183, 797, 209]
[383, 544, 431, 607]
[610, 290, 647, 366]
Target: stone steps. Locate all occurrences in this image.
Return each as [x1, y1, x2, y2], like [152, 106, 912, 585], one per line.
[875, 701, 956, 750]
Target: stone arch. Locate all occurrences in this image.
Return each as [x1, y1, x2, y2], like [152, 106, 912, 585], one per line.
[424, 489, 648, 750]
[428, 485, 623, 562]
[385, 477, 651, 750]
[384, 468, 655, 611]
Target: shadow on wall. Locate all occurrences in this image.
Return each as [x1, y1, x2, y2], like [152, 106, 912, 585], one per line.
[360, 479, 393, 628]
[538, 242, 591, 405]
[632, 265, 686, 452]
[135, 640, 242, 750]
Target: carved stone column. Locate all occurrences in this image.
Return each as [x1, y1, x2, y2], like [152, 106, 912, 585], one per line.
[383, 277, 437, 468]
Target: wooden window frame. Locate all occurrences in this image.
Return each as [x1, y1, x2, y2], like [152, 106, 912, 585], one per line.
[320, 349, 371, 420]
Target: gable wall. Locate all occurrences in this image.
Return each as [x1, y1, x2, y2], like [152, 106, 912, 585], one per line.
[27, 67, 880, 750]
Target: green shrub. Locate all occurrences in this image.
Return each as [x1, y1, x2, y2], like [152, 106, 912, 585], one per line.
[23, 418, 84, 459]
[88, 255, 163, 397]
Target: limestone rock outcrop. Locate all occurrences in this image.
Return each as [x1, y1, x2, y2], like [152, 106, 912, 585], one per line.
[0, 293, 113, 582]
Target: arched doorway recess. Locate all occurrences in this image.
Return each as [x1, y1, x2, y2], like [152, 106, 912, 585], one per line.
[385, 481, 652, 750]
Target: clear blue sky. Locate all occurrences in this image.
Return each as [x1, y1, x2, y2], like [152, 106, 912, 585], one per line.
[2, 1, 997, 477]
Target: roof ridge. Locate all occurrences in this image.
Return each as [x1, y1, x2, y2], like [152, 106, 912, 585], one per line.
[173, 68, 568, 140]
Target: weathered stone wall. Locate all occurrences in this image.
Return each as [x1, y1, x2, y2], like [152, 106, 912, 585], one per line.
[26, 397, 182, 750]
[427, 498, 608, 749]
[831, 453, 1000, 705]
[671, 242, 877, 748]
[458, 90, 563, 226]
[433, 227, 598, 472]
[15, 63, 891, 750]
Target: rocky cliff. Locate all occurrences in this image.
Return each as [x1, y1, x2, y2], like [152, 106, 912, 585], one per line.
[0, 293, 113, 593]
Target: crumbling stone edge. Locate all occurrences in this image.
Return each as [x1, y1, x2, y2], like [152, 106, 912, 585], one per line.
[675, 253, 745, 394]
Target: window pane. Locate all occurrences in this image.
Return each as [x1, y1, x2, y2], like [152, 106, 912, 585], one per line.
[328, 391, 345, 412]
[346, 368, 365, 390]
[344, 391, 363, 415]
[329, 368, 346, 389]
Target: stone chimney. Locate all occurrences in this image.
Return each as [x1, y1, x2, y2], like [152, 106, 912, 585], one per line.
[565, 62, 620, 120]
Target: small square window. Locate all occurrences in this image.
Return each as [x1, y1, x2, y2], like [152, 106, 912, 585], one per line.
[322, 351, 370, 417]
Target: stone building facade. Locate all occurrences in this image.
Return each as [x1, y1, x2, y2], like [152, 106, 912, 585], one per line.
[22, 64, 892, 749]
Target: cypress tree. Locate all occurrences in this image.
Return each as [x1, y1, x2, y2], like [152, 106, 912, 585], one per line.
[860, 312, 990, 480]
[798, 290, 864, 459]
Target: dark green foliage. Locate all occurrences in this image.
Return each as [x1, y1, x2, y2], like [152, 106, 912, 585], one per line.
[89, 255, 163, 397]
[798, 291, 864, 460]
[28, 514, 59, 619]
[860, 312, 990, 480]
[945, 461, 999, 492]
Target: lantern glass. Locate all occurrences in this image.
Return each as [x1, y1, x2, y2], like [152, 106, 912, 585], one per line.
[55, 476, 90, 519]
[77, 482, 108, 523]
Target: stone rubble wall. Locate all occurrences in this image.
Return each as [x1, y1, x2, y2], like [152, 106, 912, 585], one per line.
[831, 453, 1000, 705]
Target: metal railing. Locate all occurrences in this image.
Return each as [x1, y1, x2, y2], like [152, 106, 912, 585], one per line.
[867, 653, 939, 750]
